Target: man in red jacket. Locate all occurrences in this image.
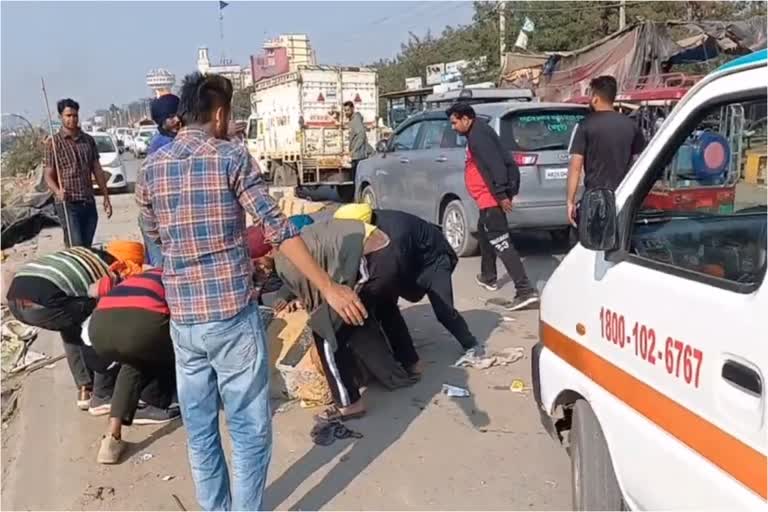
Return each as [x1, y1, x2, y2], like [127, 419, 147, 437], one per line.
[447, 103, 538, 311]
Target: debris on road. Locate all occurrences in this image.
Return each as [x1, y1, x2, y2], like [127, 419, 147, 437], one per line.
[161, 474, 175, 481]
[172, 493, 187, 511]
[310, 420, 364, 446]
[83, 485, 115, 501]
[136, 452, 154, 463]
[441, 384, 471, 397]
[453, 347, 525, 370]
[509, 379, 531, 394]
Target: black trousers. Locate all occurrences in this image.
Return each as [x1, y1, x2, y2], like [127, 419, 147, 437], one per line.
[477, 206, 533, 296]
[89, 308, 175, 425]
[374, 300, 420, 368]
[6, 297, 108, 392]
[420, 257, 479, 350]
[313, 321, 373, 408]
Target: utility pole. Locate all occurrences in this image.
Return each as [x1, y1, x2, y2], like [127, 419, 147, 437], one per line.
[499, 0, 507, 67]
[619, 0, 626, 30]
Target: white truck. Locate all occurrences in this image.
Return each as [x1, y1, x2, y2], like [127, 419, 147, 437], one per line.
[246, 65, 379, 195]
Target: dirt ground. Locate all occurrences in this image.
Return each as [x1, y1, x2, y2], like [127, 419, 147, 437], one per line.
[1, 171, 572, 510]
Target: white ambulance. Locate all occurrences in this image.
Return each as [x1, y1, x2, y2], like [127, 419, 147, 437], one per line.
[533, 50, 767, 510]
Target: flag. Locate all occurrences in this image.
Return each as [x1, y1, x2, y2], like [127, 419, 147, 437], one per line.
[219, 1, 229, 10]
[522, 17, 535, 33]
[515, 31, 529, 49]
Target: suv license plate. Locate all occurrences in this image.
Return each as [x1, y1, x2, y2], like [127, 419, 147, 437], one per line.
[545, 168, 568, 180]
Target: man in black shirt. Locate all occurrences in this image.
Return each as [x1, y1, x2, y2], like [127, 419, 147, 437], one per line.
[334, 204, 482, 370]
[567, 75, 646, 226]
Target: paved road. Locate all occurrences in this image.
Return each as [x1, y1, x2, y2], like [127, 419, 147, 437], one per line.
[1, 166, 573, 510]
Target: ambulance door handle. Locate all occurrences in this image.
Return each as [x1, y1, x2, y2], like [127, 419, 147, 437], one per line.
[722, 360, 762, 396]
[399, 157, 410, 164]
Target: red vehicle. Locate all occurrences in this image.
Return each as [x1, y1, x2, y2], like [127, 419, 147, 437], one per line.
[566, 73, 739, 213]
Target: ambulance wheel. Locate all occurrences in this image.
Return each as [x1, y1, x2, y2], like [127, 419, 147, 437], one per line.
[571, 399, 625, 511]
[442, 200, 478, 257]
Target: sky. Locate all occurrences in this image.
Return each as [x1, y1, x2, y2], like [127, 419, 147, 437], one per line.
[1, 0, 475, 120]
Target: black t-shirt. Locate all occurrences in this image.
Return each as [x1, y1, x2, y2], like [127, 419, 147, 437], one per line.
[569, 111, 645, 191]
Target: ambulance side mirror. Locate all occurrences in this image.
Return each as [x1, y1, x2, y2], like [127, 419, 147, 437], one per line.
[578, 188, 618, 251]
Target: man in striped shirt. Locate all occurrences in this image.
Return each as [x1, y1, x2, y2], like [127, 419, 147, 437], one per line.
[6, 247, 117, 411]
[87, 268, 179, 464]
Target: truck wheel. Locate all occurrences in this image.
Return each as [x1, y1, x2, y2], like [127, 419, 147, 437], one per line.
[570, 399, 625, 511]
[361, 185, 377, 208]
[442, 200, 478, 257]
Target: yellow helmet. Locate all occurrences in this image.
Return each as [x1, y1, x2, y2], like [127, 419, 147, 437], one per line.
[334, 203, 373, 224]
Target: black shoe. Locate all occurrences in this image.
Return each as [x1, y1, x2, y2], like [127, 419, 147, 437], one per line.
[475, 275, 499, 292]
[504, 292, 540, 311]
[133, 405, 180, 425]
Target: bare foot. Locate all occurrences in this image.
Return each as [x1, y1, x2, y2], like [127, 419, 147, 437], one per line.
[407, 360, 424, 377]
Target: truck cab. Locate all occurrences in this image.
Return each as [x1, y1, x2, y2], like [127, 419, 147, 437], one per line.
[533, 50, 767, 510]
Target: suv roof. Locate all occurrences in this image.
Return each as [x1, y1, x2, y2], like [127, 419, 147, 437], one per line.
[413, 101, 588, 121]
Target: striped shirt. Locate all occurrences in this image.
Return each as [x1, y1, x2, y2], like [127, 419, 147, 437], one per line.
[135, 127, 298, 325]
[95, 269, 169, 316]
[13, 247, 112, 298]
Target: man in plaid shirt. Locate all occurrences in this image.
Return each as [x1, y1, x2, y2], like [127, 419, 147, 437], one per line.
[136, 72, 366, 511]
[44, 98, 113, 248]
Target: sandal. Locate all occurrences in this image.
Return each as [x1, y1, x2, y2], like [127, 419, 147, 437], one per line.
[315, 405, 366, 422]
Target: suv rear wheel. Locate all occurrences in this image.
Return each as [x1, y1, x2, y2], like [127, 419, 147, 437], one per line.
[361, 185, 377, 208]
[570, 399, 625, 511]
[442, 200, 478, 257]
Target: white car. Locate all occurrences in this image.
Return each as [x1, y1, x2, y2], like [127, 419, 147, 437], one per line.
[89, 132, 127, 191]
[134, 127, 158, 157]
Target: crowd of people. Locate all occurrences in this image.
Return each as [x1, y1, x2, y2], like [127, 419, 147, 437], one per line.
[6, 70, 642, 510]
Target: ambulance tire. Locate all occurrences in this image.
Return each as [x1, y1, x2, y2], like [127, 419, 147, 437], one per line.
[571, 399, 625, 511]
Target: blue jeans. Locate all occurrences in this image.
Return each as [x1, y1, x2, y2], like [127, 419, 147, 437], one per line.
[139, 218, 164, 267]
[170, 303, 271, 511]
[55, 200, 98, 247]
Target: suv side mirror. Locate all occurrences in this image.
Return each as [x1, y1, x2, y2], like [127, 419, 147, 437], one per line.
[578, 188, 619, 251]
[376, 139, 389, 153]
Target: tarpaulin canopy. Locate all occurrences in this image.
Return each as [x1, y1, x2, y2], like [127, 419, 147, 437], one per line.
[501, 17, 767, 102]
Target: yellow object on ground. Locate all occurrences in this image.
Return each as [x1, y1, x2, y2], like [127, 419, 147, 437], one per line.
[105, 240, 145, 266]
[334, 203, 373, 223]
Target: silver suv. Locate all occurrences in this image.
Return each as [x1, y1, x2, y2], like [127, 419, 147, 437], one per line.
[355, 102, 588, 256]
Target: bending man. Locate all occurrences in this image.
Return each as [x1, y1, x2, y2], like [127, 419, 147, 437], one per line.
[335, 204, 482, 369]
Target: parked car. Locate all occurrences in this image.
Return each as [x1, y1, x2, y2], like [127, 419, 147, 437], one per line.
[88, 132, 127, 192]
[355, 102, 589, 256]
[133, 127, 157, 158]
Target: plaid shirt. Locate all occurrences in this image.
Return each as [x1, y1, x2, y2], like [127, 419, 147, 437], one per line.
[136, 127, 297, 325]
[44, 130, 99, 202]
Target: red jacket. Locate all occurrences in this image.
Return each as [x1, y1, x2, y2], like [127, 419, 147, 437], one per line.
[463, 119, 520, 210]
[465, 147, 498, 209]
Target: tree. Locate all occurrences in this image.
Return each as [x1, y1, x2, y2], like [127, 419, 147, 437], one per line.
[372, 1, 765, 96]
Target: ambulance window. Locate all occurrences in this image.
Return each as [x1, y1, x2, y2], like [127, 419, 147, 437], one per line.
[630, 97, 767, 289]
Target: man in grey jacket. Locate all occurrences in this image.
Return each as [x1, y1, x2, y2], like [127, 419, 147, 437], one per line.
[344, 101, 371, 181]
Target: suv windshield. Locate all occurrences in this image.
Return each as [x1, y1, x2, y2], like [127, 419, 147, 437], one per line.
[93, 136, 116, 153]
[138, 129, 157, 139]
[500, 110, 585, 152]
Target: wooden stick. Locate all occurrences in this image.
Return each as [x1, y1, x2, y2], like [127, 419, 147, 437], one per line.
[41, 77, 72, 247]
